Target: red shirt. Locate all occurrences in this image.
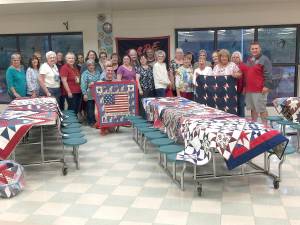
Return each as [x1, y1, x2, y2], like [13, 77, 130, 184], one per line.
[237, 63, 248, 93]
[60, 64, 81, 94]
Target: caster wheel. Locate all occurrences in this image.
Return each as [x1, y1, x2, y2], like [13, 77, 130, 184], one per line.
[197, 186, 202, 196]
[273, 180, 279, 189]
[62, 167, 68, 176]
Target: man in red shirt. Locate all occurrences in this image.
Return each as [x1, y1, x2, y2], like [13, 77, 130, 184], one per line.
[245, 42, 272, 124]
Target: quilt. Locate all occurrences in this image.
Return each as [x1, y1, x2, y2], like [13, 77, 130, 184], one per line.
[273, 97, 300, 122]
[195, 75, 238, 115]
[0, 97, 59, 160]
[144, 97, 288, 170]
[92, 81, 138, 128]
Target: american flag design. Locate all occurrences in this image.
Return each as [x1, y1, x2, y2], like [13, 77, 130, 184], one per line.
[195, 75, 238, 115]
[92, 81, 138, 128]
[103, 94, 129, 114]
[273, 97, 300, 123]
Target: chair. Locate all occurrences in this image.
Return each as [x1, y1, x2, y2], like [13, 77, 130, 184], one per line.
[62, 118, 79, 124]
[63, 137, 87, 169]
[142, 131, 168, 153]
[291, 124, 300, 152]
[62, 132, 85, 139]
[62, 123, 81, 128]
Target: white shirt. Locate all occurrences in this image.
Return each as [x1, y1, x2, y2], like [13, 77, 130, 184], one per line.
[153, 62, 170, 89]
[193, 66, 213, 85]
[39, 63, 60, 88]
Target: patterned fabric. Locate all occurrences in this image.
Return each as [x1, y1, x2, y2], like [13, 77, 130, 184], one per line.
[175, 66, 194, 93]
[144, 97, 288, 170]
[273, 97, 300, 122]
[136, 66, 155, 92]
[195, 75, 238, 115]
[0, 160, 25, 198]
[169, 59, 182, 73]
[0, 97, 59, 160]
[92, 81, 138, 128]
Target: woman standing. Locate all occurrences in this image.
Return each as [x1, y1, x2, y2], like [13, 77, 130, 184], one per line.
[80, 60, 102, 127]
[231, 51, 248, 117]
[26, 55, 40, 97]
[212, 49, 241, 78]
[60, 52, 82, 116]
[80, 50, 102, 74]
[6, 53, 27, 99]
[117, 55, 136, 81]
[169, 48, 184, 95]
[175, 53, 194, 100]
[211, 50, 219, 68]
[111, 53, 120, 75]
[76, 53, 85, 71]
[39, 51, 61, 104]
[153, 50, 171, 97]
[136, 54, 155, 117]
[193, 58, 213, 86]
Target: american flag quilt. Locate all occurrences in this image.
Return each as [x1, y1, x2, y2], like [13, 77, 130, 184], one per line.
[0, 97, 59, 160]
[144, 97, 288, 170]
[92, 81, 138, 128]
[273, 97, 300, 122]
[195, 75, 238, 115]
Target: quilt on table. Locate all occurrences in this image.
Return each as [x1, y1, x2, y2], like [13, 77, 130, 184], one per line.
[195, 75, 238, 115]
[92, 81, 138, 128]
[273, 97, 300, 122]
[144, 97, 288, 170]
[0, 97, 59, 160]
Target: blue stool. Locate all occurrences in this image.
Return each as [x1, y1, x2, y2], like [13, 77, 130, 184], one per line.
[62, 123, 81, 128]
[142, 131, 167, 153]
[61, 127, 82, 134]
[63, 137, 87, 169]
[62, 118, 79, 124]
[150, 138, 174, 147]
[266, 116, 283, 128]
[63, 132, 84, 139]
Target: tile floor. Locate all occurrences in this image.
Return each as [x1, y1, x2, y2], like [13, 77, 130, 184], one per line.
[1, 125, 300, 225]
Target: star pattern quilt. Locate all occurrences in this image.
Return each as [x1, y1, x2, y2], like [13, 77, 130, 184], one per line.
[0, 97, 59, 160]
[92, 81, 138, 128]
[195, 75, 238, 115]
[273, 97, 300, 122]
[144, 97, 288, 170]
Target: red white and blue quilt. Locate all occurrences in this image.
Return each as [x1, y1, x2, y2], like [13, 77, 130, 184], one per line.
[92, 81, 138, 128]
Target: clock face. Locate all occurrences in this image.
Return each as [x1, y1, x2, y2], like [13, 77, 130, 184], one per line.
[103, 22, 112, 34]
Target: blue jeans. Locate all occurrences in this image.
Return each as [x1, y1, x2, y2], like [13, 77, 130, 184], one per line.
[155, 88, 166, 97]
[67, 93, 82, 115]
[237, 92, 245, 117]
[86, 100, 96, 126]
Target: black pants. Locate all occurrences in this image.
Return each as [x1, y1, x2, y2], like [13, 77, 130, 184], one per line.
[139, 89, 155, 119]
[66, 93, 82, 115]
[86, 100, 96, 126]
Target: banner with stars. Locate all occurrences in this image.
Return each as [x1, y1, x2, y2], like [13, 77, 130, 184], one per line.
[195, 75, 238, 115]
[92, 81, 138, 128]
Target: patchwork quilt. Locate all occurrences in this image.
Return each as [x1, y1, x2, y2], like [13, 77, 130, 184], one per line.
[92, 81, 138, 128]
[273, 97, 300, 122]
[195, 75, 238, 115]
[0, 97, 59, 160]
[144, 97, 288, 170]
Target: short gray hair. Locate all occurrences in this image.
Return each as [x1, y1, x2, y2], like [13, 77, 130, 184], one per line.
[65, 52, 75, 59]
[198, 49, 207, 57]
[155, 50, 166, 58]
[86, 59, 95, 65]
[46, 51, 56, 59]
[231, 51, 243, 61]
[11, 53, 21, 60]
[175, 48, 183, 54]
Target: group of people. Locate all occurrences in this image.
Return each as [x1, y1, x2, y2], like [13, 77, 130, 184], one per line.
[6, 41, 272, 133]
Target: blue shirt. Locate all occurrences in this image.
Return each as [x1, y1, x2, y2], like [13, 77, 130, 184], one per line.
[80, 70, 103, 100]
[6, 66, 27, 97]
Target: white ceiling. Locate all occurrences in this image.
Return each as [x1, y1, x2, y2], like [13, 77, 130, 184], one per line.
[0, 0, 296, 14]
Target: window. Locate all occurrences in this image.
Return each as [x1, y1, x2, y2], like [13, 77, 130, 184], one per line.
[268, 66, 295, 103]
[176, 25, 299, 104]
[19, 35, 49, 65]
[0, 32, 83, 103]
[51, 34, 83, 55]
[177, 30, 215, 61]
[258, 27, 296, 63]
[217, 29, 254, 60]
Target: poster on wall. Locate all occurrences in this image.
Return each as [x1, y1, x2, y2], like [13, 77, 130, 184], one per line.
[115, 36, 170, 63]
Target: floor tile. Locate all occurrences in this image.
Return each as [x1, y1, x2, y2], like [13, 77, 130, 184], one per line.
[112, 185, 142, 196]
[63, 204, 99, 218]
[34, 202, 70, 216]
[187, 212, 221, 225]
[62, 183, 92, 193]
[221, 215, 255, 225]
[252, 204, 287, 219]
[131, 197, 163, 209]
[191, 199, 221, 214]
[122, 208, 158, 223]
[255, 217, 290, 225]
[92, 206, 128, 220]
[53, 216, 87, 225]
[221, 202, 253, 216]
[103, 195, 136, 207]
[75, 193, 108, 205]
[154, 210, 188, 225]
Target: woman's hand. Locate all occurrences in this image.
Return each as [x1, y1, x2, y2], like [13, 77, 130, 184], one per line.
[31, 92, 37, 98]
[89, 82, 94, 87]
[14, 93, 21, 98]
[139, 90, 144, 96]
[67, 92, 73, 98]
[83, 94, 88, 102]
